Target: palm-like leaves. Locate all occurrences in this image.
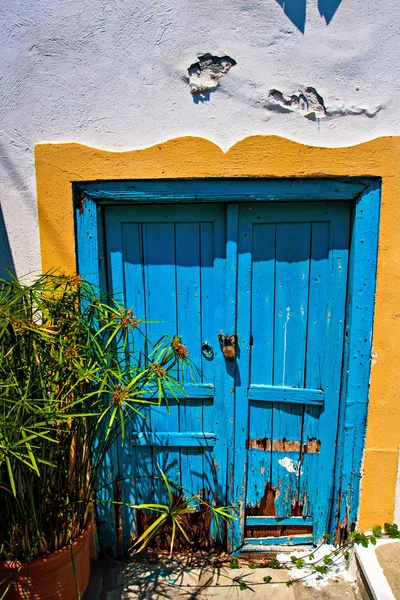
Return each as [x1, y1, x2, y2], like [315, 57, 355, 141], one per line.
[130, 468, 236, 557]
[0, 273, 196, 562]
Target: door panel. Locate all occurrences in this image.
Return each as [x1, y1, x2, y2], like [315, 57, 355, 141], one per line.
[238, 202, 350, 544]
[105, 204, 231, 546]
[105, 199, 350, 549]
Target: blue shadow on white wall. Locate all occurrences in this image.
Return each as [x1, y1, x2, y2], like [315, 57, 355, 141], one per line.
[275, 0, 306, 33]
[274, 0, 343, 32]
[0, 205, 15, 280]
[318, 0, 342, 24]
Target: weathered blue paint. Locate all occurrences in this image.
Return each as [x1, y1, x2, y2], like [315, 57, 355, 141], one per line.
[330, 181, 381, 539]
[270, 217, 308, 526]
[301, 208, 350, 542]
[77, 178, 368, 203]
[75, 178, 380, 554]
[139, 383, 215, 399]
[231, 201, 352, 548]
[248, 386, 324, 406]
[118, 217, 151, 549]
[239, 535, 314, 551]
[75, 197, 121, 556]
[246, 516, 313, 526]
[130, 432, 217, 447]
[103, 203, 230, 544]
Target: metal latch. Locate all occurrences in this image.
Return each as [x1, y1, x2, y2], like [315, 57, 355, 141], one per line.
[218, 333, 238, 359]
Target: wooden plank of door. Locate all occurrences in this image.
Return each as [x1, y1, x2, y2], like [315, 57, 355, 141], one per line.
[298, 221, 331, 530]
[143, 222, 181, 504]
[226, 203, 243, 551]
[121, 221, 151, 548]
[229, 205, 255, 549]
[199, 221, 218, 506]
[300, 207, 350, 541]
[201, 212, 233, 535]
[245, 221, 275, 522]
[102, 210, 128, 556]
[176, 222, 204, 500]
[271, 222, 312, 518]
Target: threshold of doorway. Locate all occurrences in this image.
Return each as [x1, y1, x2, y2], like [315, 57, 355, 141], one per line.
[236, 535, 314, 555]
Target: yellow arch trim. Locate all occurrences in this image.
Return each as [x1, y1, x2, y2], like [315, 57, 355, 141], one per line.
[35, 135, 400, 530]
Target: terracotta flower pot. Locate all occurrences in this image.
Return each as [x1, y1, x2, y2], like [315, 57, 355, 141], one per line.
[0, 517, 92, 600]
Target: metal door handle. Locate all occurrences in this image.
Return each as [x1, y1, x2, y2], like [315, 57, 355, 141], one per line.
[201, 342, 213, 358]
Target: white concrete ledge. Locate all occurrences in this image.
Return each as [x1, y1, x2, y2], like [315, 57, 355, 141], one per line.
[355, 538, 400, 600]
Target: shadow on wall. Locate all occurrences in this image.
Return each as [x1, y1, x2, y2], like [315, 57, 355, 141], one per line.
[0, 205, 15, 279]
[274, 0, 343, 32]
[318, 0, 342, 24]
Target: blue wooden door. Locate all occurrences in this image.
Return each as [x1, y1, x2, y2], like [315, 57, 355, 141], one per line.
[104, 204, 235, 549]
[234, 201, 350, 549]
[104, 200, 350, 550]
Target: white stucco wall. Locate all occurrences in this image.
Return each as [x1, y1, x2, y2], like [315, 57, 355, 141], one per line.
[1, 0, 399, 276]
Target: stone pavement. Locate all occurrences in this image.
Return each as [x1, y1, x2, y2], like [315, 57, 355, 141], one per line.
[376, 541, 400, 599]
[83, 553, 368, 600]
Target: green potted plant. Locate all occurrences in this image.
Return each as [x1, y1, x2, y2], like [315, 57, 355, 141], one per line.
[0, 273, 190, 599]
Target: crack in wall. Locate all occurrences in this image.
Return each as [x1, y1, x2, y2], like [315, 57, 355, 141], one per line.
[327, 105, 383, 118]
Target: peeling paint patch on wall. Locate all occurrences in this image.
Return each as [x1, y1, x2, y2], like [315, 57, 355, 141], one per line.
[278, 456, 304, 476]
[268, 87, 326, 119]
[188, 53, 236, 96]
[267, 87, 383, 121]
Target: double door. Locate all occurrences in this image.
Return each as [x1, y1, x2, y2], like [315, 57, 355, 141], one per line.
[105, 200, 350, 550]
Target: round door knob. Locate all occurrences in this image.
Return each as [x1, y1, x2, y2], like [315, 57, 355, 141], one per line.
[201, 342, 213, 358]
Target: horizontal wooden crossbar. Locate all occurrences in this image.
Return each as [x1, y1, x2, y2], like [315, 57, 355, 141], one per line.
[248, 385, 324, 406]
[240, 535, 314, 551]
[246, 438, 321, 453]
[131, 432, 216, 447]
[245, 516, 313, 527]
[140, 383, 215, 400]
[78, 178, 367, 202]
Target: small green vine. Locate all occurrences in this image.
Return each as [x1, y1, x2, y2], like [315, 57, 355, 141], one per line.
[223, 524, 400, 590]
[166, 523, 400, 592]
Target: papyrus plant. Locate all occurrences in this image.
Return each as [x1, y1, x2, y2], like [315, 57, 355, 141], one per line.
[0, 272, 192, 562]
